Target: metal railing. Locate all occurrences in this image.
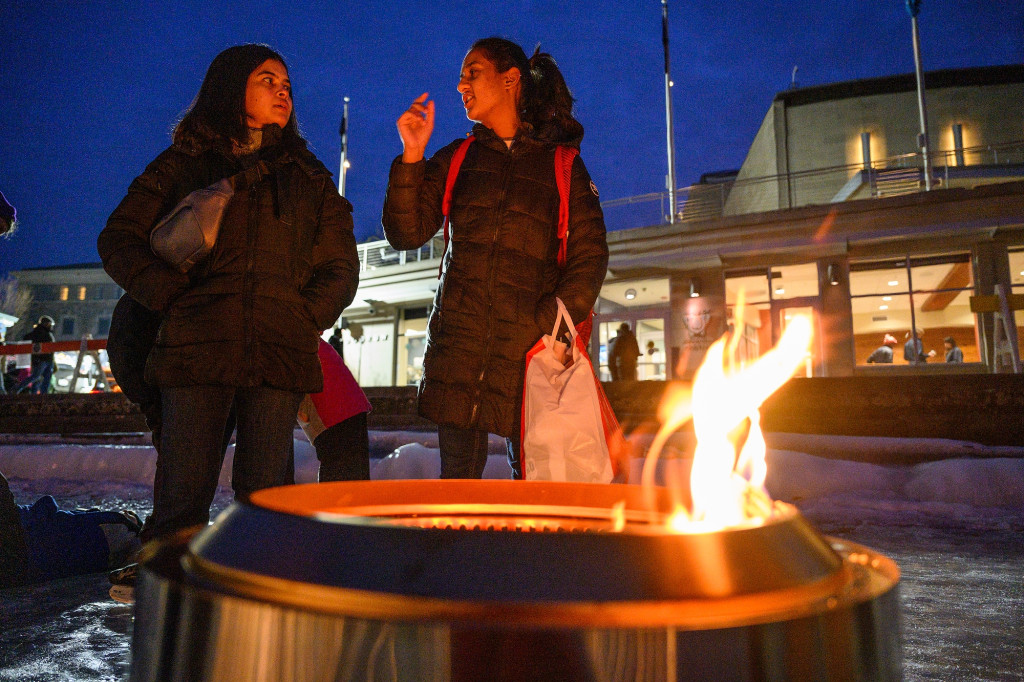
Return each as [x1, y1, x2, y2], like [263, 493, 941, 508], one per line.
[358, 141, 1024, 270]
[601, 140, 1024, 231]
[358, 234, 446, 271]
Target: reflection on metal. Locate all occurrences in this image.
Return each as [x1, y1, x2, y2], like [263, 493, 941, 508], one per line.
[133, 481, 902, 681]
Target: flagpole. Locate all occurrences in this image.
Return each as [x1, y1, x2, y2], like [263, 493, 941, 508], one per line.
[338, 96, 350, 196]
[906, 0, 932, 190]
[662, 0, 678, 223]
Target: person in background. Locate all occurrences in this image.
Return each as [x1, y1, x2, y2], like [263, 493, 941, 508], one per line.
[867, 333, 898, 364]
[903, 328, 936, 364]
[645, 339, 663, 376]
[296, 339, 372, 481]
[328, 326, 345, 360]
[383, 37, 608, 479]
[21, 316, 55, 394]
[97, 44, 358, 549]
[608, 322, 640, 381]
[944, 336, 964, 363]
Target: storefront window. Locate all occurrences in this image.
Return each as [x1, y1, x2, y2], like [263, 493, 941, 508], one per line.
[850, 253, 977, 367]
[725, 263, 819, 371]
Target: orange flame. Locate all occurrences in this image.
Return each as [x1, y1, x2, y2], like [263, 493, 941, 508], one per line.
[644, 300, 813, 532]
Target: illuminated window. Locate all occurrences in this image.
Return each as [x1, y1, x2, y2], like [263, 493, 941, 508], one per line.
[725, 263, 820, 371]
[59, 286, 69, 301]
[851, 253, 976, 367]
[77, 286, 87, 301]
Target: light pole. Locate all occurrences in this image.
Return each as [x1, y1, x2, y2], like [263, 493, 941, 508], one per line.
[662, 0, 678, 223]
[338, 96, 350, 196]
[906, 0, 932, 190]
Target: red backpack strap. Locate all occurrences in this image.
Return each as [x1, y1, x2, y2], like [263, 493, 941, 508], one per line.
[553, 146, 578, 267]
[439, 136, 475, 277]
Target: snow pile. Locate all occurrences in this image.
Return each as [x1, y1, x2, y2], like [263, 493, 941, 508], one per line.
[1, 432, 1022, 510]
[762, 449, 1024, 508]
[371, 443, 512, 480]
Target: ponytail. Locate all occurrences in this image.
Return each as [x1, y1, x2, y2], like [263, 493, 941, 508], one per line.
[525, 48, 584, 143]
[469, 37, 584, 143]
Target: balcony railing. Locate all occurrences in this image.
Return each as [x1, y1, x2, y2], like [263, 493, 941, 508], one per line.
[600, 140, 1024, 231]
[358, 141, 1024, 270]
[359, 234, 446, 272]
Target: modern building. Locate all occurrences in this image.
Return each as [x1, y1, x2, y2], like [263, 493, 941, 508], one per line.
[10, 65, 1024, 385]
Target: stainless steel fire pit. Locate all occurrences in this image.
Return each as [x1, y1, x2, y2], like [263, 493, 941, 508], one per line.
[131, 480, 901, 681]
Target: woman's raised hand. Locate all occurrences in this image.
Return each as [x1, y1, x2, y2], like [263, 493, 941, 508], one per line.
[397, 93, 434, 163]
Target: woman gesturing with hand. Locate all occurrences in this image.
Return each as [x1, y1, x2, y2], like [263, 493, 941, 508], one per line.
[397, 92, 435, 163]
[382, 38, 608, 480]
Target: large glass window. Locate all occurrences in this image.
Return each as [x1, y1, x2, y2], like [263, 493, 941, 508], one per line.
[850, 253, 977, 366]
[725, 263, 819, 371]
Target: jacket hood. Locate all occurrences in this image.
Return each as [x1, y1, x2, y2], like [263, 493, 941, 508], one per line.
[175, 124, 330, 178]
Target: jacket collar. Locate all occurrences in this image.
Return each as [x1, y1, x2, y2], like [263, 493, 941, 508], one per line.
[469, 123, 582, 153]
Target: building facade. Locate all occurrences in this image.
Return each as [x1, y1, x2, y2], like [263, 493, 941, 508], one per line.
[10, 66, 1024, 385]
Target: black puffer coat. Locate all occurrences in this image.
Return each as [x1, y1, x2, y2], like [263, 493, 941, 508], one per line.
[382, 124, 608, 437]
[98, 132, 359, 394]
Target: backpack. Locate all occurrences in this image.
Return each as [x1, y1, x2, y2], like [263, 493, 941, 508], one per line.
[440, 137, 591, 341]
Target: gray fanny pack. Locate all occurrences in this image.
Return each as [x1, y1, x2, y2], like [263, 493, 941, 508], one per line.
[150, 162, 268, 273]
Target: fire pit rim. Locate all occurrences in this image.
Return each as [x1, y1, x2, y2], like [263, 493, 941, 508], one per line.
[173, 532, 898, 629]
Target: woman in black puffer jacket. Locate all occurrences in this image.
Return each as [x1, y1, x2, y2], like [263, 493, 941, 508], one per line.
[383, 37, 608, 479]
[98, 45, 359, 542]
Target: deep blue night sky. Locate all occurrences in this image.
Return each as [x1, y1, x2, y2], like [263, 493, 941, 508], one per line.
[1, 1, 1021, 273]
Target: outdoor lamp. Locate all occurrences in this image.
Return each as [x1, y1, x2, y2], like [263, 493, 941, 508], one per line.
[827, 263, 841, 286]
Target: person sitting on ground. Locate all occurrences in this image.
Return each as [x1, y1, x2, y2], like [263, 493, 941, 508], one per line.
[944, 336, 964, 363]
[0, 471, 142, 588]
[866, 333, 898, 364]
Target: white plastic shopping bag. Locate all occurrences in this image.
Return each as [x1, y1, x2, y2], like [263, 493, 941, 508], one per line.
[520, 299, 614, 482]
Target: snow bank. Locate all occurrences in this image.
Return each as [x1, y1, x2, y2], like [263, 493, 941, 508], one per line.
[1, 434, 1022, 510]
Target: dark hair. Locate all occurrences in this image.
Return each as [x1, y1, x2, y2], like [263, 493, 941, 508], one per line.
[469, 37, 584, 143]
[173, 44, 304, 153]
[944, 336, 957, 346]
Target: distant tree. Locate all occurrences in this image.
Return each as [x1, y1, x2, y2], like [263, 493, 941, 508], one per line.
[0, 276, 32, 339]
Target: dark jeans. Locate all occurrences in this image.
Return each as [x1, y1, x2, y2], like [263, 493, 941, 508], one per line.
[22, 359, 54, 394]
[141, 384, 303, 542]
[438, 424, 522, 479]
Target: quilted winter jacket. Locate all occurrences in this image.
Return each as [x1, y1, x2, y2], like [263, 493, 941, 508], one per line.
[382, 123, 609, 437]
[98, 133, 359, 394]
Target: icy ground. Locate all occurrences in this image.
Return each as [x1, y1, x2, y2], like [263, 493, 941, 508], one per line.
[1, 431, 1022, 681]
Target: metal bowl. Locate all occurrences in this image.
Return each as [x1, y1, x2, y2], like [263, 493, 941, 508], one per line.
[132, 480, 901, 681]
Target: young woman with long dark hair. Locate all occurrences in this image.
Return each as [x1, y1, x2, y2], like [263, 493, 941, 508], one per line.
[98, 44, 359, 543]
[383, 37, 608, 479]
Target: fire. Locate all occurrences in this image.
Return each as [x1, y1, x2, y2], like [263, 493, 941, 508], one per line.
[642, 307, 813, 533]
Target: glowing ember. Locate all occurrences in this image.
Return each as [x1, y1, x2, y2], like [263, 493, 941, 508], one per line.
[641, 308, 813, 533]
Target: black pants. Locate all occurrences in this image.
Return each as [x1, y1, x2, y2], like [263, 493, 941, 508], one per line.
[438, 424, 522, 479]
[142, 385, 303, 542]
[313, 413, 370, 481]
